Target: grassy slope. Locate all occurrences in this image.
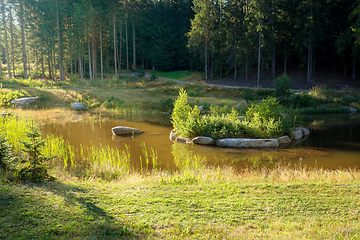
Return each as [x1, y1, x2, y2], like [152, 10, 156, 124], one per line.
[1, 174, 360, 239]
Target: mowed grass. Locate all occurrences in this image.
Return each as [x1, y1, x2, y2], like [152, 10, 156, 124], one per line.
[1, 169, 360, 239]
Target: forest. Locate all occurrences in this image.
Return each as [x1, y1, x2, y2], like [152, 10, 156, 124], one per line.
[0, 0, 359, 84]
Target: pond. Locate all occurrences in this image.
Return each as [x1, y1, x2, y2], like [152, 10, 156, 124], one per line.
[40, 113, 360, 171]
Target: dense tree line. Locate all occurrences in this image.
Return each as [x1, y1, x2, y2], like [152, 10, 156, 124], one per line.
[0, 0, 359, 83]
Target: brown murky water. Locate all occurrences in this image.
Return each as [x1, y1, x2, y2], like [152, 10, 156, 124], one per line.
[40, 114, 360, 171]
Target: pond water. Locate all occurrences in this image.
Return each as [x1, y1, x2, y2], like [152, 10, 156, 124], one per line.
[40, 114, 360, 171]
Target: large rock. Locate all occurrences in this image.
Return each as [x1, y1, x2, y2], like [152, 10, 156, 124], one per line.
[295, 127, 310, 136]
[71, 102, 87, 110]
[192, 136, 215, 145]
[290, 129, 303, 140]
[277, 135, 291, 145]
[216, 138, 279, 148]
[234, 100, 248, 109]
[111, 126, 144, 135]
[170, 129, 179, 141]
[343, 106, 357, 113]
[10, 97, 38, 106]
[175, 137, 191, 144]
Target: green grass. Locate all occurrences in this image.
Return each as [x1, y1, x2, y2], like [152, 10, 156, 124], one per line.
[1, 171, 360, 239]
[155, 70, 201, 81]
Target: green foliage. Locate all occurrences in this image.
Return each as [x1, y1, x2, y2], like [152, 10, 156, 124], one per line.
[75, 93, 101, 109]
[158, 98, 174, 112]
[0, 90, 28, 107]
[101, 96, 125, 109]
[274, 74, 292, 97]
[18, 126, 55, 182]
[0, 135, 17, 171]
[171, 88, 192, 134]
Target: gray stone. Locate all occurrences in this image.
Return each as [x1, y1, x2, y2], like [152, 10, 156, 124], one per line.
[277, 136, 291, 145]
[234, 100, 248, 109]
[71, 102, 87, 110]
[216, 138, 279, 148]
[343, 106, 357, 113]
[295, 127, 310, 136]
[10, 97, 38, 106]
[197, 106, 204, 111]
[175, 137, 191, 143]
[170, 129, 179, 141]
[112, 126, 144, 135]
[237, 116, 245, 120]
[192, 136, 215, 145]
[290, 129, 303, 140]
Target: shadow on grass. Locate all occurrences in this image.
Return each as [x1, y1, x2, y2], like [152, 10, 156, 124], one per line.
[0, 181, 137, 239]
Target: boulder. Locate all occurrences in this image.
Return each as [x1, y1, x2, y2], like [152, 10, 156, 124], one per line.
[234, 100, 248, 109]
[197, 106, 204, 111]
[237, 116, 245, 120]
[10, 97, 38, 106]
[277, 136, 291, 145]
[170, 129, 179, 141]
[216, 138, 279, 148]
[175, 137, 191, 144]
[111, 126, 144, 135]
[343, 106, 357, 113]
[192, 136, 215, 145]
[295, 127, 310, 136]
[290, 129, 303, 140]
[71, 102, 87, 110]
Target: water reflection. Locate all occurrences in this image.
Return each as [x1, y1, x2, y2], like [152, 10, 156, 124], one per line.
[40, 114, 360, 171]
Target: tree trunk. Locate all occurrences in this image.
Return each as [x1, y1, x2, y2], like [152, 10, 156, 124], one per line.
[27, 33, 30, 77]
[79, 53, 83, 82]
[88, 33, 92, 80]
[113, 13, 117, 78]
[1, 0, 11, 78]
[126, 20, 129, 71]
[211, 50, 214, 81]
[257, 22, 261, 86]
[271, 47, 275, 79]
[56, 2, 63, 81]
[41, 50, 44, 78]
[20, 1, 27, 79]
[9, 4, 15, 77]
[284, 52, 287, 73]
[205, 35, 208, 82]
[48, 50, 52, 79]
[100, 25, 103, 81]
[353, 58, 356, 80]
[119, 23, 122, 70]
[133, 21, 136, 70]
[307, 41, 311, 84]
[92, 28, 96, 80]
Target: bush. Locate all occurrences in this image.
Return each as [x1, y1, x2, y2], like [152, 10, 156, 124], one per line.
[158, 98, 174, 112]
[0, 135, 17, 171]
[171, 88, 193, 135]
[274, 73, 292, 97]
[0, 90, 28, 107]
[101, 96, 125, 109]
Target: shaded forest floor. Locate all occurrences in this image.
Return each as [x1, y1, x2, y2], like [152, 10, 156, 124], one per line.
[207, 68, 360, 91]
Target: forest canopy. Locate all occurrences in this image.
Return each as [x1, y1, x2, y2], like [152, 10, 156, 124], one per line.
[0, 0, 358, 83]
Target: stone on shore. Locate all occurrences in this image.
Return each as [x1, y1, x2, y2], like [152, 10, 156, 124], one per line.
[192, 136, 215, 145]
[290, 129, 303, 140]
[343, 106, 357, 113]
[277, 135, 291, 145]
[295, 127, 310, 136]
[175, 137, 191, 144]
[71, 102, 87, 110]
[216, 138, 279, 148]
[10, 97, 38, 106]
[112, 126, 144, 135]
[234, 100, 248, 109]
[170, 129, 179, 141]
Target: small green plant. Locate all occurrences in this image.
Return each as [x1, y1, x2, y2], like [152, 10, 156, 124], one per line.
[101, 96, 125, 109]
[171, 88, 192, 135]
[274, 73, 292, 97]
[0, 135, 17, 171]
[19, 125, 55, 182]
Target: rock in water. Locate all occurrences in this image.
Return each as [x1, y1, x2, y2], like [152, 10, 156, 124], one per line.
[112, 126, 144, 135]
[71, 102, 87, 110]
[192, 136, 215, 145]
[216, 138, 279, 148]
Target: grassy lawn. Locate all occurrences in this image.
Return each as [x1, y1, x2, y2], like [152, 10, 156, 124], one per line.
[1, 170, 360, 239]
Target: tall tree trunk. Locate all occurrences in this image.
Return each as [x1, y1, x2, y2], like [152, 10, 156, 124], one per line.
[19, 1, 27, 79]
[205, 35, 208, 82]
[92, 28, 96, 80]
[53, 48, 57, 81]
[119, 23, 122, 70]
[100, 25, 103, 81]
[353, 58, 356, 80]
[307, 41, 311, 84]
[211, 50, 214, 80]
[41, 50, 44, 78]
[257, 22, 261, 86]
[219, 0, 222, 80]
[271, 47, 275, 79]
[1, 0, 11, 78]
[284, 52, 287, 73]
[88, 33, 92, 80]
[126, 20, 129, 71]
[27, 33, 30, 77]
[9, 4, 15, 77]
[56, 1, 63, 81]
[113, 13, 117, 78]
[234, 0, 238, 81]
[132, 21, 136, 70]
[48, 50, 52, 79]
[79, 53, 83, 82]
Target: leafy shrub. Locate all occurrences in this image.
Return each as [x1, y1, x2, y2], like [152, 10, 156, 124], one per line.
[0, 90, 28, 107]
[158, 98, 174, 112]
[150, 74, 157, 82]
[171, 88, 193, 135]
[101, 96, 125, 109]
[0, 135, 17, 171]
[75, 93, 101, 109]
[18, 126, 55, 182]
[241, 88, 255, 101]
[274, 73, 292, 97]
[291, 93, 317, 108]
